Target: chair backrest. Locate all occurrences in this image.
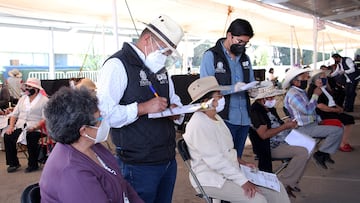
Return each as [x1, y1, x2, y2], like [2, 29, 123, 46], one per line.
[21, 183, 41, 203]
[177, 138, 191, 161]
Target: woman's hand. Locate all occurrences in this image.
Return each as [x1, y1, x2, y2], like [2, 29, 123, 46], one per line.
[6, 126, 15, 135]
[284, 120, 297, 129]
[241, 181, 260, 198]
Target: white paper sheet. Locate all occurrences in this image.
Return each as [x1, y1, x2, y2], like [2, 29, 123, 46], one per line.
[223, 81, 258, 95]
[148, 99, 213, 118]
[240, 165, 281, 192]
[285, 129, 316, 154]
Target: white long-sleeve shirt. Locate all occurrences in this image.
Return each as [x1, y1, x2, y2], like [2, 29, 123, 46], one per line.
[183, 112, 248, 189]
[96, 43, 183, 128]
[11, 93, 48, 130]
[331, 57, 356, 77]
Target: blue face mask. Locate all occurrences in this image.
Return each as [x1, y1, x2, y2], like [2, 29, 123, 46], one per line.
[321, 78, 327, 86]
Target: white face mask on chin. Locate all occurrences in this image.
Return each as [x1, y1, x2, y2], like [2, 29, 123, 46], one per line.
[84, 120, 111, 144]
[216, 97, 226, 112]
[145, 50, 167, 74]
[264, 99, 277, 108]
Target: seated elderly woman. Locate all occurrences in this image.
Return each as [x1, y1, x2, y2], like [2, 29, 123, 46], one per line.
[183, 76, 290, 203]
[307, 69, 355, 152]
[4, 78, 48, 173]
[39, 87, 144, 203]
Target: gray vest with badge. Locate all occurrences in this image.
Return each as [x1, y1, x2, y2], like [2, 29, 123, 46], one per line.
[106, 42, 176, 165]
[208, 38, 251, 120]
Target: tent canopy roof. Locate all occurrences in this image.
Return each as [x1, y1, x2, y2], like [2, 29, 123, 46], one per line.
[1, 0, 360, 51]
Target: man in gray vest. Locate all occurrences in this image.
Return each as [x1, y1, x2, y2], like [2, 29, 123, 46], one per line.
[331, 53, 360, 112]
[97, 15, 184, 203]
[200, 18, 255, 158]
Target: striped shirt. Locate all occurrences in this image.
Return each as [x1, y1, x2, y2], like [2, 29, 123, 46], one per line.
[284, 86, 319, 126]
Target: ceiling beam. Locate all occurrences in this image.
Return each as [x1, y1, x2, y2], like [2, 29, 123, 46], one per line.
[322, 10, 360, 21]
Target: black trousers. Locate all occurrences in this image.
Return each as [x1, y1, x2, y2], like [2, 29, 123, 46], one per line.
[344, 79, 359, 111]
[4, 129, 41, 168]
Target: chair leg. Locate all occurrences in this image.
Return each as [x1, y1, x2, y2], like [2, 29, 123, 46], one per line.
[274, 160, 290, 175]
[17, 143, 28, 159]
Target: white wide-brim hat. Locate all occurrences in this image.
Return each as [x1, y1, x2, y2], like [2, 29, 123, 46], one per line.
[144, 15, 184, 58]
[249, 81, 285, 100]
[25, 78, 43, 90]
[8, 69, 23, 78]
[310, 69, 331, 82]
[282, 67, 311, 89]
[188, 76, 230, 104]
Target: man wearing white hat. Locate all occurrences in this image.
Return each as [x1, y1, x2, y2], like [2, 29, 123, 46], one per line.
[200, 18, 255, 159]
[97, 15, 184, 203]
[4, 78, 48, 173]
[283, 67, 343, 170]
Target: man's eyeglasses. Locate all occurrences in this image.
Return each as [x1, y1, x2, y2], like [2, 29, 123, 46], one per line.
[151, 36, 172, 55]
[86, 116, 103, 129]
[231, 36, 251, 48]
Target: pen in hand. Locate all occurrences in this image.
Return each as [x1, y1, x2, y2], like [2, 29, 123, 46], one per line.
[149, 84, 172, 114]
[149, 84, 177, 116]
[149, 84, 159, 97]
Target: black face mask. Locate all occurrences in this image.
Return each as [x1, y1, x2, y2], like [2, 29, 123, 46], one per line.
[299, 80, 308, 90]
[230, 44, 246, 56]
[26, 88, 36, 96]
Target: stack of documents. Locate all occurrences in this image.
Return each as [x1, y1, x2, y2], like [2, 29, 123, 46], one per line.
[240, 165, 281, 192]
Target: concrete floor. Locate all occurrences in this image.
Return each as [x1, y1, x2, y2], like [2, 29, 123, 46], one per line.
[1, 106, 360, 203]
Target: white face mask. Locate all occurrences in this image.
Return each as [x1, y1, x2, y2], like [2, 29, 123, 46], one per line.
[264, 99, 277, 108]
[84, 120, 110, 144]
[216, 97, 225, 112]
[145, 50, 167, 74]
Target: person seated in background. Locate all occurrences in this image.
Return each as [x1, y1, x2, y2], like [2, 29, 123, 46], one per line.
[268, 68, 280, 88]
[307, 70, 355, 152]
[249, 81, 309, 198]
[4, 78, 48, 173]
[283, 67, 343, 170]
[183, 76, 290, 203]
[40, 87, 144, 203]
[0, 81, 11, 112]
[6, 68, 23, 105]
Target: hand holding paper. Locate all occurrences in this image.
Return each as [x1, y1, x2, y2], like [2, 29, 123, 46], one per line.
[223, 81, 258, 95]
[148, 99, 214, 118]
[240, 165, 281, 192]
[234, 82, 246, 92]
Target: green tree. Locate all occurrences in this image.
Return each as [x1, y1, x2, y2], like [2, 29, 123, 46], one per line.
[192, 41, 212, 68]
[80, 47, 102, 71]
